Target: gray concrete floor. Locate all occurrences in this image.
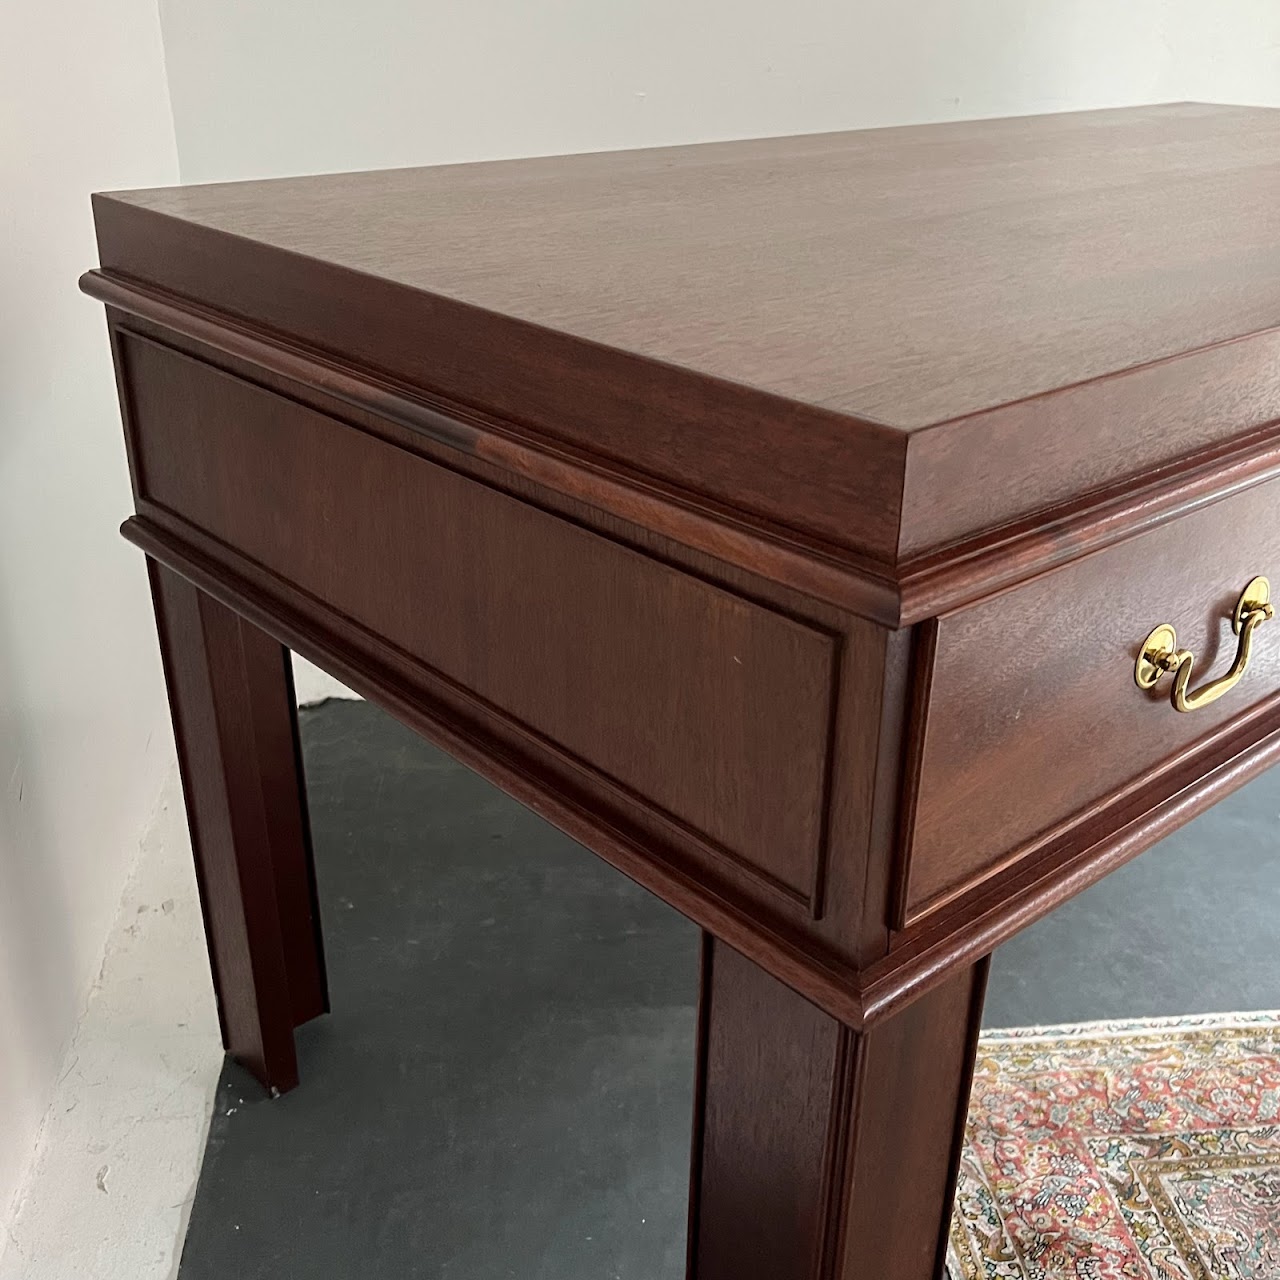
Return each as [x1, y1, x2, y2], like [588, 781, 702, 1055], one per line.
[985, 772, 1280, 1027]
[177, 699, 1280, 1279]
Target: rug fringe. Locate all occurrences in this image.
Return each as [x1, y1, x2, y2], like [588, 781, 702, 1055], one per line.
[980, 1008, 1280, 1044]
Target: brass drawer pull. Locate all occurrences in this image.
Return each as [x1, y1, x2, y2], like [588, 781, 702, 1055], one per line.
[1136, 576, 1274, 712]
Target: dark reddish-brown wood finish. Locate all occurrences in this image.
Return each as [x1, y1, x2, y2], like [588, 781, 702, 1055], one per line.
[122, 333, 841, 916]
[89, 105, 1280, 568]
[149, 563, 326, 1090]
[901, 475, 1280, 926]
[689, 939, 988, 1280]
[84, 103, 1280, 1279]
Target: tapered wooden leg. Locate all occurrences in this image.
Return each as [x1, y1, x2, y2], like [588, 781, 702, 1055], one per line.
[150, 561, 328, 1093]
[688, 938, 987, 1280]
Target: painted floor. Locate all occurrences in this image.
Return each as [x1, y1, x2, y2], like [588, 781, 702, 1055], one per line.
[174, 699, 1280, 1279]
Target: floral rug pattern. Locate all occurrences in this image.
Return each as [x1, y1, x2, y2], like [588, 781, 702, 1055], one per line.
[948, 1012, 1280, 1280]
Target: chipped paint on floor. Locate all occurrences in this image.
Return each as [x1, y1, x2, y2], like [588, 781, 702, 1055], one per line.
[0, 778, 222, 1280]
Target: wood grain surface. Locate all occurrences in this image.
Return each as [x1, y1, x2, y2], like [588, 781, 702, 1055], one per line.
[90, 103, 1280, 563]
[107, 305, 1280, 1030]
[689, 939, 988, 1280]
[149, 563, 327, 1091]
[98, 104, 1280, 429]
[122, 332, 841, 914]
[903, 473, 1280, 924]
[87, 103, 1280, 1027]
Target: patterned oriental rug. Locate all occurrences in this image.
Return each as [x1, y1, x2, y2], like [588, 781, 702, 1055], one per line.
[948, 1012, 1280, 1280]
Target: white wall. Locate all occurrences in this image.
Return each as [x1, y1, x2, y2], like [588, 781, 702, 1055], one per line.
[1185, 2, 1280, 106]
[0, 0, 180, 1224]
[292, 657, 357, 706]
[159, 0, 1277, 186]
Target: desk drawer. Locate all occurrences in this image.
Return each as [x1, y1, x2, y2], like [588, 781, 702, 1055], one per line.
[121, 335, 839, 913]
[901, 477, 1280, 926]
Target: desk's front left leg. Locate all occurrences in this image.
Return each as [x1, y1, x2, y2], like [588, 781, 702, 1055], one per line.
[149, 561, 328, 1093]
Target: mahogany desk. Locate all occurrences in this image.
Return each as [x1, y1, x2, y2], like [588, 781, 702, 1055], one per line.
[83, 103, 1280, 1279]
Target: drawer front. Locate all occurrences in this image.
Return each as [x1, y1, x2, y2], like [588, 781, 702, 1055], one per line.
[121, 334, 839, 912]
[901, 477, 1280, 926]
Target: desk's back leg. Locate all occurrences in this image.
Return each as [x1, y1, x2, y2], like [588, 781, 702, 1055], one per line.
[149, 560, 328, 1094]
[688, 938, 987, 1280]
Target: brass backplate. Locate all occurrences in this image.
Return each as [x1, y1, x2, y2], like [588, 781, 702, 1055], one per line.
[1135, 623, 1177, 689]
[1233, 575, 1271, 634]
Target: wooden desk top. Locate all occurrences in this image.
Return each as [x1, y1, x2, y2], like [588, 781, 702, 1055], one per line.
[90, 103, 1280, 573]
[103, 103, 1280, 429]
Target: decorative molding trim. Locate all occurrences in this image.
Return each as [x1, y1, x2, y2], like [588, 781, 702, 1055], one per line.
[124, 509, 1280, 1035]
[899, 424, 1280, 623]
[121, 514, 867, 1021]
[889, 619, 939, 931]
[82, 269, 1280, 629]
[84, 269, 901, 624]
[867, 702, 1280, 1024]
[117, 319, 847, 921]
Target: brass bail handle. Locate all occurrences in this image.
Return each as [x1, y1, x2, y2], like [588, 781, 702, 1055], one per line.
[1135, 576, 1274, 713]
